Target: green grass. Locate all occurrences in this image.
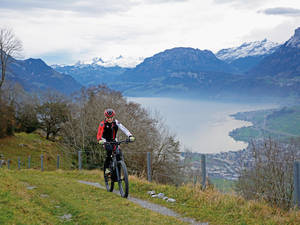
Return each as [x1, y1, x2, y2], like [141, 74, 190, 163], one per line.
[230, 105, 300, 142]
[229, 126, 261, 142]
[209, 177, 236, 193]
[1, 169, 300, 225]
[0, 169, 187, 225]
[267, 106, 300, 135]
[125, 176, 300, 225]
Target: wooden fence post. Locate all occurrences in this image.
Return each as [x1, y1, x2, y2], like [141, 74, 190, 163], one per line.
[294, 161, 300, 208]
[201, 154, 206, 190]
[18, 157, 21, 170]
[57, 155, 60, 169]
[28, 156, 31, 169]
[147, 152, 152, 182]
[41, 154, 44, 171]
[78, 151, 82, 170]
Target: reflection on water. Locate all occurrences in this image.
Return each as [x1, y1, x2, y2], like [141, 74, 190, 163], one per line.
[128, 97, 277, 153]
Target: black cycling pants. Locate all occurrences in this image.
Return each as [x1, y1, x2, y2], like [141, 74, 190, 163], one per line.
[104, 144, 122, 169]
[104, 144, 113, 169]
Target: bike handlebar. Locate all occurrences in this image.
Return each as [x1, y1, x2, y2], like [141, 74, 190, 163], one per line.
[104, 139, 131, 145]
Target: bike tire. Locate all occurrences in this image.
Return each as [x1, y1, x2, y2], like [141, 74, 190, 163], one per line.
[117, 160, 129, 198]
[104, 165, 114, 192]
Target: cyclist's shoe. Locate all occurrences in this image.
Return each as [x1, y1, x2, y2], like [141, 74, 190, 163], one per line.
[105, 168, 111, 176]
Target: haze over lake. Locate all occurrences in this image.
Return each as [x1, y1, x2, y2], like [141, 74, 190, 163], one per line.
[128, 97, 277, 154]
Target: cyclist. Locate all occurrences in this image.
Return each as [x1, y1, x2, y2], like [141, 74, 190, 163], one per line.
[97, 108, 135, 175]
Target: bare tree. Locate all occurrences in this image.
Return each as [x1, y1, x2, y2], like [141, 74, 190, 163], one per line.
[236, 138, 299, 209]
[0, 27, 22, 89]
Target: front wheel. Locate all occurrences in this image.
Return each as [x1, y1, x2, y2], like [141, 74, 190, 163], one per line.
[117, 160, 129, 198]
[104, 164, 114, 192]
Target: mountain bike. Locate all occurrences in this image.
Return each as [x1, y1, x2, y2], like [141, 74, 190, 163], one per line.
[103, 139, 130, 198]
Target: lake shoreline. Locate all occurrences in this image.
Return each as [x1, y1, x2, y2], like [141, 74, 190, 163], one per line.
[128, 97, 277, 154]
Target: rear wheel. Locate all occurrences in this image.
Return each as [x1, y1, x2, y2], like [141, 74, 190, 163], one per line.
[117, 160, 129, 198]
[104, 164, 114, 192]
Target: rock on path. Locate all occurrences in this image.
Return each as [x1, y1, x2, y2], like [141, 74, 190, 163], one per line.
[78, 180, 208, 225]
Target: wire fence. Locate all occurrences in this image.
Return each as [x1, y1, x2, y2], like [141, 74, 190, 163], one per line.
[1, 149, 300, 210]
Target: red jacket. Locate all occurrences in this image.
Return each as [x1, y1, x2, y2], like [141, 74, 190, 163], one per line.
[97, 119, 132, 142]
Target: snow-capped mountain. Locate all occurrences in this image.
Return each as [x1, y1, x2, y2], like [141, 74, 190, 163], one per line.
[216, 39, 280, 63]
[249, 27, 300, 79]
[52, 55, 143, 86]
[285, 27, 300, 48]
[74, 55, 144, 68]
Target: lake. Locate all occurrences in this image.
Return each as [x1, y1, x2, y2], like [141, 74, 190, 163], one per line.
[128, 97, 277, 153]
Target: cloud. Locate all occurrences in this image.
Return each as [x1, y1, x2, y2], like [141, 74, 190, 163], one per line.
[143, 0, 188, 3]
[259, 7, 300, 17]
[213, 0, 271, 9]
[0, 0, 138, 16]
[38, 50, 77, 65]
[242, 20, 300, 44]
[1, 0, 298, 64]
[0, 0, 188, 16]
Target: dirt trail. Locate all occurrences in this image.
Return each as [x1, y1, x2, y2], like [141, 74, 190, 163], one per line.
[78, 180, 208, 225]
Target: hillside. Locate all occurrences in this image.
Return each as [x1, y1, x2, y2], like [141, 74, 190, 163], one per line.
[1, 169, 300, 225]
[5, 58, 82, 95]
[113, 47, 243, 98]
[229, 105, 300, 142]
[0, 132, 73, 170]
[1, 133, 300, 224]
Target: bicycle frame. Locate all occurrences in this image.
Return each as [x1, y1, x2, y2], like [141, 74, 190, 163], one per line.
[104, 139, 130, 198]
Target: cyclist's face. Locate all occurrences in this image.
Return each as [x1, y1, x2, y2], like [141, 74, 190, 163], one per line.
[106, 117, 113, 123]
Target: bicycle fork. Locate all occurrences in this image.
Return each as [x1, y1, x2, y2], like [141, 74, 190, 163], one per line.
[114, 160, 121, 183]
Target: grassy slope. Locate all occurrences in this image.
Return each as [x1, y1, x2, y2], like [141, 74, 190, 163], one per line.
[230, 105, 300, 142]
[1, 132, 300, 225]
[1, 169, 299, 225]
[267, 105, 300, 135]
[0, 132, 73, 170]
[0, 169, 186, 225]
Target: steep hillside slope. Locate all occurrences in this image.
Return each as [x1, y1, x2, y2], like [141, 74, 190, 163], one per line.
[0, 132, 72, 170]
[5, 58, 81, 95]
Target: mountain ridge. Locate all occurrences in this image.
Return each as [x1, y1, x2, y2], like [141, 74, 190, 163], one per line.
[248, 27, 300, 79]
[216, 39, 280, 62]
[6, 57, 82, 95]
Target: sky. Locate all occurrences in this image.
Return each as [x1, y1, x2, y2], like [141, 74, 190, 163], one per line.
[1, 0, 300, 65]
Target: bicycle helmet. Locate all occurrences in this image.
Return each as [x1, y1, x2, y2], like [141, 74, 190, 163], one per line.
[104, 108, 115, 118]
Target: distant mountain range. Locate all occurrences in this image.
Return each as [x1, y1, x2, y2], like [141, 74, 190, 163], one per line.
[116, 28, 299, 99]
[53, 63, 127, 87]
[53, 55, 144, 68]
[3, 27, 300, 100]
